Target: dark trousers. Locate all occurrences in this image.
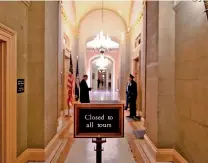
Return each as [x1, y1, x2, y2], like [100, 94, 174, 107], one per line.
[125, 93, 129, 109]
[129, 99, 136, 117]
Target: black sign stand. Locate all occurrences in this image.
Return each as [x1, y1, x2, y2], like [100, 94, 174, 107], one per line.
[92, 138, 106, 163]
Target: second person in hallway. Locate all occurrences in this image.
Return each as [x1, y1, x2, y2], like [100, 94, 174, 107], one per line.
[127, 74, 137, 118]
[80, 74, 92, 103]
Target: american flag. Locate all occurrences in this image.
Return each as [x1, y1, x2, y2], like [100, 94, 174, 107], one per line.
[67, 52, 73, 105]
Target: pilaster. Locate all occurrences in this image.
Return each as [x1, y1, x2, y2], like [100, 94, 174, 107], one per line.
[27, 1, 59, 148]
[119, 32, 131, 100]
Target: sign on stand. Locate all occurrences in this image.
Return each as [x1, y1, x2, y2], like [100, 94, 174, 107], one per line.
[74, 101, 124, 138]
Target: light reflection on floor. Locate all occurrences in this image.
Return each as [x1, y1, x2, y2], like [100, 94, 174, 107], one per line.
[90, 90, 119, 101]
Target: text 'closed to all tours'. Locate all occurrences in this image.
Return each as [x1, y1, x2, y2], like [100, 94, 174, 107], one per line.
[79, 109, 120, 133]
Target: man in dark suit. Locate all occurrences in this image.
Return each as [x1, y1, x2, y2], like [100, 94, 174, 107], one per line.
[127, 74, 137, 118]
[125, 81, 130, 110]
[80, 74, 91, 103]
[97, 78, 100, 88]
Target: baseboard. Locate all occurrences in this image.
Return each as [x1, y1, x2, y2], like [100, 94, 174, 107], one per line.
[16, 150, 29, 163]
[126, 133, 150, 163]
[144, 134, 188, 163]
[16, 117, 72, 163]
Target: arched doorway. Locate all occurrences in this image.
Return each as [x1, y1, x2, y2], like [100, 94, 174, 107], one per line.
[0, 23, 17, 163]
[88, 55, 115, 91]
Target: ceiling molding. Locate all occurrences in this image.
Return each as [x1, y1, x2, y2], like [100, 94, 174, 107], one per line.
[129, 0, 146, 33]
[61, 6, 76, 33]
[128, 1, 134, 27]
[21, 0, 30, 7]
[72, 1, 77, 26]
[77, 8, 128, 32]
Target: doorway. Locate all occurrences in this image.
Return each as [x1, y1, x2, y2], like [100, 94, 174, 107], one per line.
[98, 69, 106, 89]
[0, 23, 17, 163]
[0, 40, 3, 163]
[133, 57, 142, 117]
[62, 49, 70, 112]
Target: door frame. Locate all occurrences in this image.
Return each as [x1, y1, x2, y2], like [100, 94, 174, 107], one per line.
[62, 49, 70, 111]
[0, 23, 17, 162]
[133, 57, 140, 114]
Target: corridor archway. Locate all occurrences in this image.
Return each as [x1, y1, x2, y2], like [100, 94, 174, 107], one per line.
[88, 55, 115, 91]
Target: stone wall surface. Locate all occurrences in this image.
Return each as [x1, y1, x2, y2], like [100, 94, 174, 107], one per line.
[27, 1, 45, 148]
[157, 1, 176, 148]
[146, 1, 159, 145]
[44, 1, 59, 146]
[174, 1, 208, 163]
[0, 1, 29, 156]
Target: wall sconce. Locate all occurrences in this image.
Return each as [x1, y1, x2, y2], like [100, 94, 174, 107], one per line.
[204, 0, 208, 19]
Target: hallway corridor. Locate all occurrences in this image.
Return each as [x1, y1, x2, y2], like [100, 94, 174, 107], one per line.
[1, 1, 207, 163]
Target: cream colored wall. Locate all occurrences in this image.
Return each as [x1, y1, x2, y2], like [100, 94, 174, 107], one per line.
[130, 1, 143, 27]
[61, 1, 75, 26]
[129, 3, 145, 116]
[158, 1, 176, 148]
[144, 1, 208, 162]
[145, 0, 176, 148]
[44, 1, 59, 146]
[146, 1, 159, 145]
[0, 1, 28, 156]
[174, 2, 208, 162]
[58, 2, 76, 114]
[0, 1, 61, 152]
[27, 1, 45, 148]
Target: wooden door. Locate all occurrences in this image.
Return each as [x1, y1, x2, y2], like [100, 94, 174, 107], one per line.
[0, 23, 17, 163]
[133, 57, 141, 115]
[0, 40, 3, 163]
[0, 41, 6, 163]
[63, 55, 70, 111]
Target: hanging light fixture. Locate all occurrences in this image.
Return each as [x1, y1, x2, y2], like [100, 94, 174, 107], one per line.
[96, 53, 109, 68]
[89, 0, 115, 53]
[204, 0, 208, 20]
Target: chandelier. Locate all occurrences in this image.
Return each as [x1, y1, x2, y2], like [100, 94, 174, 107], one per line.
[91, 0, 113, 53]
[93, 31, 112, 53]
[96, 54, 108, 68]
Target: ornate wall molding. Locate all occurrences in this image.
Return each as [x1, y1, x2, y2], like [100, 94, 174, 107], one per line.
[173, 1, 188, 12]
[21, 0, 31, 7]
[129, 0, 146, 33]
[61, 6, 76, 32]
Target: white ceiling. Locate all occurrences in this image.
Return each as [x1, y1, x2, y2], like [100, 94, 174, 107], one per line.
[74, 0, 133, 27]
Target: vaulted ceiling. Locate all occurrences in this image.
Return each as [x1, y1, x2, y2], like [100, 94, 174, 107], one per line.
[74, 0, 133, 27]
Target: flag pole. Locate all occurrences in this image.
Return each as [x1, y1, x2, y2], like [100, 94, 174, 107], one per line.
[66, 51, 73, 118]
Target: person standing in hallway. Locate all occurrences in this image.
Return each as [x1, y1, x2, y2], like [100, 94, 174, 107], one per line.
[125, 80, 130, 110]
[101, 80, 104, 87]
[127, 74, 137, 118]
[80, 74, 92, 103]
[97, 78, 100, 89]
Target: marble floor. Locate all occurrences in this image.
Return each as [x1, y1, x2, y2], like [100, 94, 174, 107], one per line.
[29, 90, 171, 163]
[90, 89, 120, 101]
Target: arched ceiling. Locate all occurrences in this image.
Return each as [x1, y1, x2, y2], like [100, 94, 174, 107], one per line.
[74, 0, 133, 27]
